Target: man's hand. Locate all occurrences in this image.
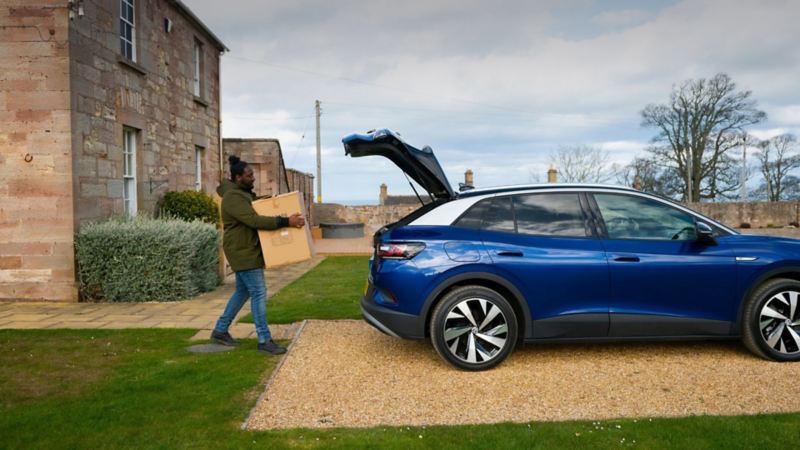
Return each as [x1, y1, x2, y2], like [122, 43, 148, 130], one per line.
[288, 213, 305, 228]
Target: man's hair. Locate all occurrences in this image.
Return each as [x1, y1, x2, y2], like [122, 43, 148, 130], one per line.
[229, 155, 248, 181]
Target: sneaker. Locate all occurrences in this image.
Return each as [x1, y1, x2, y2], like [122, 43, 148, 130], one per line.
[257, 340, 287, 355]
[210, 330, 240, 347]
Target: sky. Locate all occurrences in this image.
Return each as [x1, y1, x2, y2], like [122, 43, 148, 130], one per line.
[184, 0, 800, 204]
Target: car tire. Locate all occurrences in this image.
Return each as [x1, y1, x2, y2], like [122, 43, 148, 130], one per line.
[429, 285, 518, 371]
[742, 278, 800, 361]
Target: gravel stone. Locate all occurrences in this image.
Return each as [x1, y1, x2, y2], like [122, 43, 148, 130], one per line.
[246, 320, 800, 430]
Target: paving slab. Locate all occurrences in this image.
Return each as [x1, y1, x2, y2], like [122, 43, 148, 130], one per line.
[0, 257, 325, 330]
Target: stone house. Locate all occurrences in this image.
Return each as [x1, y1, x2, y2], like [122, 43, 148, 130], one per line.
[222, 138, 315, 224]
[1, 0, 227, 302]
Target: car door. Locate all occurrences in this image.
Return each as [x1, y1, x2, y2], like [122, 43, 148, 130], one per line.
[480, 191, 610, 338]
[589, 192, 737, 337]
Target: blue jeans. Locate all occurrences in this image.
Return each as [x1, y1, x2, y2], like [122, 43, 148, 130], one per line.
[214, 268, 271, 344]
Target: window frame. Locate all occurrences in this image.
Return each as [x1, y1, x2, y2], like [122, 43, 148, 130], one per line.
[120, 0, 136, 62]
[195, 145, 204, 191]
[193, 38, 204, 97]
[588, 192, 701, 241]
[122, 127, 138, 217]
[452, 192, 596, 239]
[510, 192, 594, 238]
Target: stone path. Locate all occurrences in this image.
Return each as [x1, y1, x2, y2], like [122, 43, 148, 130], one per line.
[0, 257, 325, 341]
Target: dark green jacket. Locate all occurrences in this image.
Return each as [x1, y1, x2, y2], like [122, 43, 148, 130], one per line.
[217, 180, 288, 272]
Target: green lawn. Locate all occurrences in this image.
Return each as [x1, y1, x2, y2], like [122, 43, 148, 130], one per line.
[2, 329, 800, 449]
[240, 256, 368, 324]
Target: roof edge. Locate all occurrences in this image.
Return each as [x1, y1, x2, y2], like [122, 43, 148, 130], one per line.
[167, 0, 229, 52]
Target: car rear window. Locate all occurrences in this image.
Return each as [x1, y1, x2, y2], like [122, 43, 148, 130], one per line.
[513, 193, 587, 237]
[484, 196, 516, 233]
[453, 199, 492, 229]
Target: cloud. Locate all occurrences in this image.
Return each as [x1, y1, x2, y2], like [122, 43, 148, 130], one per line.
[183, 0, 800, 200]
[591, 9, 653, 28]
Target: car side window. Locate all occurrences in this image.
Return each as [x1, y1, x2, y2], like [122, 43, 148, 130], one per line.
[513, 193, 588, 237]
[453, 199, 491, 229]
[483, 196, 516, 233]
[594, 193, 697, 240]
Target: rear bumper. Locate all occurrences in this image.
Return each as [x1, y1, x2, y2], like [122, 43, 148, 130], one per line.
[360, 295, 423, 339]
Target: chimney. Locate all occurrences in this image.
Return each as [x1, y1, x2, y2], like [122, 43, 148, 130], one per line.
[633, 175, 642, 191]
[547, 165, 558, 183]
[464, 169, 474, 188]
[379, 183, 388, 205]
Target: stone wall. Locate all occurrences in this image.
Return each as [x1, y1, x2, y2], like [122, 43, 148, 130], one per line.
[0, 2, 76, 301]
[223, 139, 286, 197]
[313, 203, 418, 235]
[222, 139, 315, 223]
[1, 0, 223, 302]
[313, 200, 800, 239]
[69, 0, 223, 224]
[286, 168, 314, 225]
[689, 201, 800, 229]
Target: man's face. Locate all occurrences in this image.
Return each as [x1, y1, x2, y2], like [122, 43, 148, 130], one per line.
[236, 166, 255, 191]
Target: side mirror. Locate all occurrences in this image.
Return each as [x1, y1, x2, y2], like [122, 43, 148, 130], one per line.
[696, 222, 717, 245]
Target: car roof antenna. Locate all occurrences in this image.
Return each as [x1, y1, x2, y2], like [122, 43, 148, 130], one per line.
[403, 172, 427, 206]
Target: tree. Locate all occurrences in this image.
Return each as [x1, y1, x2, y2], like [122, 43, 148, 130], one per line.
[755, 134, 800, 201]
[613, 155, 682, 198]
[641, 73, 766, 202]
[550, 145, 611, 183]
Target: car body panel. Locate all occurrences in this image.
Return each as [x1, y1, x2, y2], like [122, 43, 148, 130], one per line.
[601, 237, 738, 335]
[342, 129, 455, 200]
[481, 229, 610, 338]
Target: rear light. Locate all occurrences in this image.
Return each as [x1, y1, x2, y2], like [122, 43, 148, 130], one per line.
[377, 242, 426, 259]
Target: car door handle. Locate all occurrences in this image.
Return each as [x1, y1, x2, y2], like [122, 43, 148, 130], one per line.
[613, 255, 640, 262]
[496, 251, 523, 257]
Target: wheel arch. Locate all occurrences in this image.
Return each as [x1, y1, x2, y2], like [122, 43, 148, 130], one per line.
[735, 265, 800, 334]
[421, 272, 532, 341]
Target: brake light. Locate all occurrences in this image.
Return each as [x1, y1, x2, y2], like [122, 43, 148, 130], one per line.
[377, 242, 426, 259]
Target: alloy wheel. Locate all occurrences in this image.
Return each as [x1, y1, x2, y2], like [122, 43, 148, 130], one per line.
[759, 290, 800, 354]
[442, 297, 509, 364]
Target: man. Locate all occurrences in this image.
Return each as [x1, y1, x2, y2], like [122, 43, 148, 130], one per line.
[211, 155, 305, 355]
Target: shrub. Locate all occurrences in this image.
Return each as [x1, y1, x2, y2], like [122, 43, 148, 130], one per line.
[76, 217, 221, 302]
[160, 190, 219, 226]
[739, 222, 751, 229]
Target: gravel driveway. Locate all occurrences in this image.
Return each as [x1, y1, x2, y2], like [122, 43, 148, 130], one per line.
[245, 320, 800, 430]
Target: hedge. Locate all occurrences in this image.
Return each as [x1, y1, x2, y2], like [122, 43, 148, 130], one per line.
[76, 217, 221, 302]
[160, 190, 219, 226]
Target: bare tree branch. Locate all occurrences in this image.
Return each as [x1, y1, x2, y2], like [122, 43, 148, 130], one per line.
[641, 73, 766, 201]
[550, 145, 611, 183]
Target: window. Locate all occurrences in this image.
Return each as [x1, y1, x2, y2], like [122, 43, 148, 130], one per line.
[483, 196, 515, 233]
[453, 199, 491, 229]
[594, 194, 696, 240]
[513, 193, 587, 237]
[193, 39, 203, 97]
[123, 128, 138, 217]
[120, 0, 136, 61]
[195, 146, 204, 191]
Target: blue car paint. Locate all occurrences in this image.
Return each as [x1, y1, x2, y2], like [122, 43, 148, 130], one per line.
[368, 223, 800, 339]
[601, 236, 737, 322]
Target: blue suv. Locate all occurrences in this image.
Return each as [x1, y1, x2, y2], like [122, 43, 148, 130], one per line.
[344, 129, 800, 370]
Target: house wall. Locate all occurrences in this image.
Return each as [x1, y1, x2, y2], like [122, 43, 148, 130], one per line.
[69, 0, 222, 225]
[0, 0, 223, 302]
[223, 139, 286, 198]
[286, 168, 315, 225]
[222, 139, 315, 223]
[0, 2, 76, 301]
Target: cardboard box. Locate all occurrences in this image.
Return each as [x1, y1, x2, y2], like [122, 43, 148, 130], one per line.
[252, 191, 315, 268]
